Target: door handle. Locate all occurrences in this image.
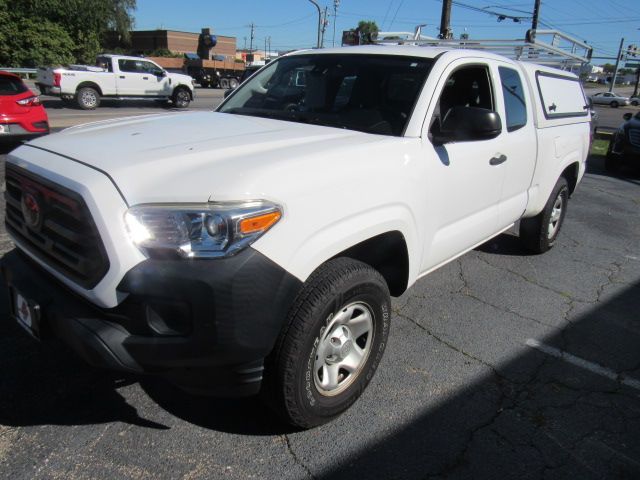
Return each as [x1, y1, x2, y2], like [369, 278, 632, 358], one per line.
[143, 76, 148, 80]
[119, 75, 125, 79]
[489, 154, 507, 166]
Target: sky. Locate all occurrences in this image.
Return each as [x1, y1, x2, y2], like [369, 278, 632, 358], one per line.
[134, 0, 640, 64]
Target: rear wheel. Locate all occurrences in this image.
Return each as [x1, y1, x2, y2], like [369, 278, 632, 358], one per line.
[631, 100, 639, 106]
[611, 101, 619, 108]
[520, 177, 569, 254]
[229, 78, 239, 89]
[219, 78, 230, 89]
[76, 87, 100, 110]
[262, 258, 391, 429]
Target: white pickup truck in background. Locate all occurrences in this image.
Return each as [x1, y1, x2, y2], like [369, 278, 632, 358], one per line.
[36, 54, 195, 109]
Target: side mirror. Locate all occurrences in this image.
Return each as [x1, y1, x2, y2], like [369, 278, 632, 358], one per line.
[156, 70, 167, 77]
[223, 87, 236, 98]
[432, 106, 502, 145]
[623, 112, 633, 121]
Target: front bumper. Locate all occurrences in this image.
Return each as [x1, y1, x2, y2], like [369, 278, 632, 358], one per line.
[2, 247, 302, 396]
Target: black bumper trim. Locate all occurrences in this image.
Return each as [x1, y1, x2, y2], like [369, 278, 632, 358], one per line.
[2, 247, 302, 396]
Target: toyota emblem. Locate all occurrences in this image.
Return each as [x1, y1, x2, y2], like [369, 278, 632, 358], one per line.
[21, 192, 42, 230]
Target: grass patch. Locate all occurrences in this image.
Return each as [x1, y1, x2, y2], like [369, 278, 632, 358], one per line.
[591, 138, 609, 156]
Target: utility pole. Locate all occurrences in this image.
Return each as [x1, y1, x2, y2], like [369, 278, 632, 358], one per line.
[531, 0, 541, 31]
[307, 0, 322, 48]
[439, 0, 452, 39]
[243, 36, 247, 50]
[332, 0, 340, 47]
[249, 23, 255, 52]
[610, 37, 625, 93]
[320, 6, 329, 48]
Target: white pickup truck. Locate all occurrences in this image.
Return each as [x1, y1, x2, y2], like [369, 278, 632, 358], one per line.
[36, 54, 195, 109]
[3, 46, 590, 428]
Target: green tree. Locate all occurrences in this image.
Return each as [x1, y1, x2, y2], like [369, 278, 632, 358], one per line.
[0, 0, 136, 66]
[0, 16, 75, 67]
[357, 20, 379, 37]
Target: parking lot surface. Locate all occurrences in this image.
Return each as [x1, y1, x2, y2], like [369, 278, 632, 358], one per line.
[0, 100, 639, 479]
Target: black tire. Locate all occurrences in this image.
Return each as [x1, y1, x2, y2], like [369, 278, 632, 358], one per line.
[520, 177, 569, 254]
[610, 101, 619, 108]
[605, 153, 621, 173]
[76, 87, 100, 110]
[172, 88, 191, 108]
[632, 100, 639, 106]
[262, 258, 391, 429]
[229, 78, 239, 89]
[219, 78, 230, 89]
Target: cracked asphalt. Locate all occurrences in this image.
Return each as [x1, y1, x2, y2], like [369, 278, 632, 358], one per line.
[0, 145, 639, 479]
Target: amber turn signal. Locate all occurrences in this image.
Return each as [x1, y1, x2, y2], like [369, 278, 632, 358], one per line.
[239, 211, 281, 235]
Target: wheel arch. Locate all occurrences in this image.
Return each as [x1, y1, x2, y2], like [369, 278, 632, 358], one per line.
[76, 82, 102, 96]
[173, 84, 193, 100]
[331, 231, 409, 297]
[560, 161, 580, 196]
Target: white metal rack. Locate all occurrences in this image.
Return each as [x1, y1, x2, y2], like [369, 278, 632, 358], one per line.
[373, 29, 593, 70]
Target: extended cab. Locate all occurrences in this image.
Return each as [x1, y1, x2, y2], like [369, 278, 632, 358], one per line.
[3, 46, 590, 428]
[36, 54, 194, 109]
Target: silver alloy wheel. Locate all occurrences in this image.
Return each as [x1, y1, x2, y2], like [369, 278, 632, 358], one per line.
[547, 192, 564, 239]
[175, 90, 190, 108]
[313, 301, 374, 396]
[81, 90, 97, 108]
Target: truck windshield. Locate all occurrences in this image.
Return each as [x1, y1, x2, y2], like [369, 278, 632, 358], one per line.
[218, 54, 433, 136]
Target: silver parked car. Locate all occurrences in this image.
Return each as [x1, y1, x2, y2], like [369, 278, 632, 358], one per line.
[590, 92, 630, 108]
[630, 96, 639, 107]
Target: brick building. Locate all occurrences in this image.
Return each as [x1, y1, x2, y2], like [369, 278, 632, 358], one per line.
[130, 29, 237, 61]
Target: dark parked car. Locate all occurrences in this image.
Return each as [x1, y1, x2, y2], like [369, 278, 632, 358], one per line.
[606, 111, 640, 172]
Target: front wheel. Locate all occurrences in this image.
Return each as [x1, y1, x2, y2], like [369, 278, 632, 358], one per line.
[631, 100, 639, 106]
[611, 101, 619, 108]
[520, 177, 569, 254]
[172, 88, 191, 108]
[262, 258, 391, 429]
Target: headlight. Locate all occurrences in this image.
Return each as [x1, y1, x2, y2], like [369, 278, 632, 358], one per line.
[124, 201, 282, 258]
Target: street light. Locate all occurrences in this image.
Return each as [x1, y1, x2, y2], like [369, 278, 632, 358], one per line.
[307, 0, 322, 48]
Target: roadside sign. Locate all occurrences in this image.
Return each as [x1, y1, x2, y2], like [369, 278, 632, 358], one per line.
[624, 62, 640, 68]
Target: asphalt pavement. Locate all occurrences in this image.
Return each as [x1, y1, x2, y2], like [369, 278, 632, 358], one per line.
[0, 94, 639, 479]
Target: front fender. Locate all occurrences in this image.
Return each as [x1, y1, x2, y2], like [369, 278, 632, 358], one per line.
[252, 203, 420, 285]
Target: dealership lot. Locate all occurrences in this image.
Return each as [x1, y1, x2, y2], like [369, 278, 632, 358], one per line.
[1, 98, 640, 479]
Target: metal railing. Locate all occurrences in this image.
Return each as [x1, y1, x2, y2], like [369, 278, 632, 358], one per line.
[0, 67, 38, 74]
[374, 29, 593, 70]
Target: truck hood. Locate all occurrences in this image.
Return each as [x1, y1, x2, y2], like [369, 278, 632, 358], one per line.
[23, 111, 384, 205]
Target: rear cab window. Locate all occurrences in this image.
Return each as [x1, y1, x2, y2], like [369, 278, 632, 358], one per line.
[498, 66, 527, 131]
[536, 71, 588, 119]
[0, 76, 28, 95]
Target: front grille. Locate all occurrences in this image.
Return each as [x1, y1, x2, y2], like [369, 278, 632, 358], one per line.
[628, 129, 640, 148]
[4, 163, 109, 289]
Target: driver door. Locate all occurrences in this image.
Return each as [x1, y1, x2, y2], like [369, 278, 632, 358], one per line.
[420, 61, 507, 271]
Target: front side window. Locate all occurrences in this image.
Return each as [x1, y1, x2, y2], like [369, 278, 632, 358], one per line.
[118, 59, 162, 75]
[498, 66, 527, 132]
[429, 64, 494, 138]
[218, 54, 433, 136]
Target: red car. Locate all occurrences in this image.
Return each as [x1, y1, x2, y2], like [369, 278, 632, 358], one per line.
[0, 71, 49, 143]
